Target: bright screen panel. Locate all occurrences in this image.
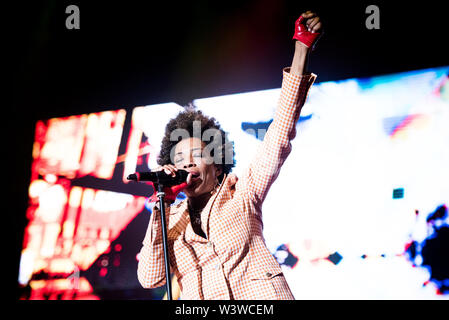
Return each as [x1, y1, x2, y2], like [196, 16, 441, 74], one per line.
[195, 66, 449, 299]
[19, 67, 449, 299]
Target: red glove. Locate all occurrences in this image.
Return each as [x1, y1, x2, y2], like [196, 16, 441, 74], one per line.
[147, 182, 188, 203]
[292, 16, 321, 49]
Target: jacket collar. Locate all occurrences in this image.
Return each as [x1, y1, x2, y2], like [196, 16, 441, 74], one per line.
[174, 174, 230, 241]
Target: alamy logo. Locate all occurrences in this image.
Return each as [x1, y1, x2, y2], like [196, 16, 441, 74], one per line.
[365, 5, 380, 30]
[169, 121, 234, 166]
[66, 5, 80, 30]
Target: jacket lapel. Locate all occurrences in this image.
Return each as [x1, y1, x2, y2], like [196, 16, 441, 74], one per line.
[185, 222, 208, 242]
[166, 200, 190, 240]
[180, 174, 238, 242]
[204, 174, 238, 238]
[176, 199, 208, 243]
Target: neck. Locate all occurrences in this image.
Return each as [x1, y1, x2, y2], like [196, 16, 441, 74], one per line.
[188, 192, 212, 212]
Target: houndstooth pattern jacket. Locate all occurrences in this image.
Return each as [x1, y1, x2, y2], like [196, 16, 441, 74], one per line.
[138, 68, 316, 299]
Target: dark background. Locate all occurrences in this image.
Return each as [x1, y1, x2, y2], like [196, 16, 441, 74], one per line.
[9, 0, 447, 300]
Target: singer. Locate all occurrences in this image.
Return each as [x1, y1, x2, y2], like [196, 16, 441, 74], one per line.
[137, 11, 322, 300]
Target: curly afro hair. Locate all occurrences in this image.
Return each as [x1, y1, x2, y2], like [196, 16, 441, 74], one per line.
[157, 109, 235, 182]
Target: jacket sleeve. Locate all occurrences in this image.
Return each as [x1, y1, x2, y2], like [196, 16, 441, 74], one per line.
[137, 205, 170, 289]
[239, 68, 316, 206]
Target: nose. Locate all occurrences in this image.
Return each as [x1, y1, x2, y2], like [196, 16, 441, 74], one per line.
[183, 163, 197, 169]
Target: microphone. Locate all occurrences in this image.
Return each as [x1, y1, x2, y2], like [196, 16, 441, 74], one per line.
[127, 169, 189, 186]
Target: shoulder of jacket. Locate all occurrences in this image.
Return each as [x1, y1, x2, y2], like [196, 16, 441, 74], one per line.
[225, 173, 238, 186]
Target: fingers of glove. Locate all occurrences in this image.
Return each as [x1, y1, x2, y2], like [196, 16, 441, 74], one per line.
[154, 164, 178, 177]
[306, 17, 321, 32]
[310, 20, 322, 33]
[301, 11, 316, 19]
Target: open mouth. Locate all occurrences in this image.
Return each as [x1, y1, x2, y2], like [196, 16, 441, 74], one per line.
[186, 172, 201, 188]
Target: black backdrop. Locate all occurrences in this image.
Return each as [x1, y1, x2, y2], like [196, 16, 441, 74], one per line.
[9, 0, 448, 300]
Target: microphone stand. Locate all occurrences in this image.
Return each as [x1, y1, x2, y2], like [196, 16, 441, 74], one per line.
[156, 183, 173, 300]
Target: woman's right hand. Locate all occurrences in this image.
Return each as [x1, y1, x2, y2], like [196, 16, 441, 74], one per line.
[153, 164, 178, 177]
[149, 164, 187, 204]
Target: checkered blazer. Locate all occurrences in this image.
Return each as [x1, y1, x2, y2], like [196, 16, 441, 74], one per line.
[138, 68, 316, 300]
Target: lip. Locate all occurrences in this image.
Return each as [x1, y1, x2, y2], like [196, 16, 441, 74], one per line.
[190, 172, 200, 178]
[185, 170, 200, 178]
[186, 171, 201, 187]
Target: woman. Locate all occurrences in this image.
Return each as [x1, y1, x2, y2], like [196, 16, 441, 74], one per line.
[138, 11, 322, 300]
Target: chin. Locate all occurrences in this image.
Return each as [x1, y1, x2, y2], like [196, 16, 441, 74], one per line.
[184, 190, 195, 198]
[184, 184, 208, 199]
[184, 186, 201, 198]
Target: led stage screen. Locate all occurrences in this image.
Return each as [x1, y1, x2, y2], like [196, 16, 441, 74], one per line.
[18, 66, 449, 299]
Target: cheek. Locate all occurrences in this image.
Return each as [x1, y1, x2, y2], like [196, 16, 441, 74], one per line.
[206, 166, 220, 183]
[198, 163, 214, 179]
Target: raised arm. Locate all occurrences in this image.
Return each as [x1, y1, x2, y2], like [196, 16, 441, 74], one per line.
[238, 11, 322, 206]
[291, 11, 322, 75]
[290, 41, 310, 76]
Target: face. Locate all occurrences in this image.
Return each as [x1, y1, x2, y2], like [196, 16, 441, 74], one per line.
[173, 137, 222, 198]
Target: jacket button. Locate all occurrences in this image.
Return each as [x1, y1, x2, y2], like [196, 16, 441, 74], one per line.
[265, 272, 272, 278]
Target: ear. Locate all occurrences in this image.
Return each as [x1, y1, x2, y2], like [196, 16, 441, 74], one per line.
[215, 165, 223, 178]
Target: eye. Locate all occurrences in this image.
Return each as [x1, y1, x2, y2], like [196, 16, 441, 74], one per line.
[193, 153, 202, 158]
[174, 157, 183, 164]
